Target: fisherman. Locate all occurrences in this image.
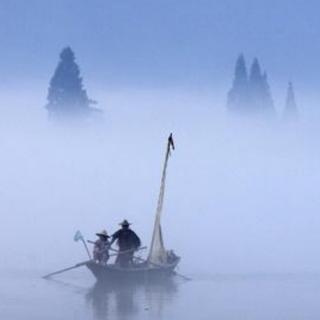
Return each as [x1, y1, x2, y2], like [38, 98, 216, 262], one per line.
[93, 230, 110, 265]
[110, 220, 141, 267]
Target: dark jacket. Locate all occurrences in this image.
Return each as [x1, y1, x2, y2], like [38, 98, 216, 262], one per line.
[111, 228, 141, 251]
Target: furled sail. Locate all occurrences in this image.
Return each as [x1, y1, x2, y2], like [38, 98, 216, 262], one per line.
[148, 134, 175, 266]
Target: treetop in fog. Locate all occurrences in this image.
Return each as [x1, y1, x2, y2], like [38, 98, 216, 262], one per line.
[227, 54, 275, 119]
[46, 47, 100, 122]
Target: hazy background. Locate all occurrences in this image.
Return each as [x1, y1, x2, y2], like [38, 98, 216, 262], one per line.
[1, 0, 320, 278]
[1, 0, 320, 90]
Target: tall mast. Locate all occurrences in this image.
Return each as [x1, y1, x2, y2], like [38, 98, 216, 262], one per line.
[147, 134, 175, 265]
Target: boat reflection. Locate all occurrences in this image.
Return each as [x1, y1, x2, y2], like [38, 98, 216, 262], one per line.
[86, 278, 178, 320]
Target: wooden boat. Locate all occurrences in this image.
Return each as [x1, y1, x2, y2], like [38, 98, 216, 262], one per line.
[43, 135, 182, 283]
[86, 258, 180, 283]
[86, 134, 180, 282]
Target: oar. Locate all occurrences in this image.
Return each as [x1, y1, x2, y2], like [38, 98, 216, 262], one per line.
[97, 246, 147, 257]
[172, 271, 192, 281]
[43, 250, 136, 279]
[109, 246, 147, 254]
[87, 240, 147, 254]
[133, 256, 191, 281]
[42, 259, 92, 279]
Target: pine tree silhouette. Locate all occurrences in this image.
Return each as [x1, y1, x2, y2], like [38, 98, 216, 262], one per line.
[249, 58, 275, 116]
[283, 82, 298, 122]
[249, 58, 263, 113]
[261, 71, 275, 115]
[46, 47, 98, 120]
[227, 54, 249, 114]
[227, 55, 275, 119]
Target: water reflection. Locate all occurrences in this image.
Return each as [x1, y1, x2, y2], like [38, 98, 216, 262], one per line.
[86, 278, 178, 320]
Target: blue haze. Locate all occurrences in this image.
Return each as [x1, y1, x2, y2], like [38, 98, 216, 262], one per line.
[2, 3, 320, 319]
[0, 0, 319, 90]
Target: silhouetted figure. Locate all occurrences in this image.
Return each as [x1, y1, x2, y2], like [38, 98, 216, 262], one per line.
[283, 82, 299, 122]
[111, 220, 141, 267]
[46, 47, 100, 122]
[93, 230, 110, 265]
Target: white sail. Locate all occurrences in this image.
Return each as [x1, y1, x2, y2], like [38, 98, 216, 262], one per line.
[148, 134, 174, 266]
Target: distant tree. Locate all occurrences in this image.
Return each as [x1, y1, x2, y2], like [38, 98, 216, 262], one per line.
[249, 58, 275, 117]
[46, 47, 98, 120]
[227, 55, 276, 119]
[248, 58, 263, 113]
[283, 82, 299, 122]
[227, 54, 249, 114]
[261, 71, 275, 115]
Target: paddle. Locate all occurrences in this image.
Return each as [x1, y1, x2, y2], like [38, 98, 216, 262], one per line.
[90, 245, 147, 259]
[42, 259, 92, 279]
[42, 251, 128, 279]
[87, 240, 147, 255]
[172, 271, 192, 281]
[110, 246, 147, 254]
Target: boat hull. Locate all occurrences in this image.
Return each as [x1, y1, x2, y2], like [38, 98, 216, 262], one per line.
[86, 259, 180, 283]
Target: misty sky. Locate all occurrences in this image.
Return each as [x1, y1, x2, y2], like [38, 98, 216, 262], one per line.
[0, 0, 319, 91]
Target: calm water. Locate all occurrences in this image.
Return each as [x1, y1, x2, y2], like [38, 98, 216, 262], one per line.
[1, 268, 320, 320]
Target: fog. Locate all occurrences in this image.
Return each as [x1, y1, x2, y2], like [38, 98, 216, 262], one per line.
[1, 85, 320, 279]
[2, 1, 320, 318]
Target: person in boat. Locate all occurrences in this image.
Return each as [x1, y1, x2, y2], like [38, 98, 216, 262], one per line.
[93, 230, 110, 265]
[110, 219, 141, 267]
